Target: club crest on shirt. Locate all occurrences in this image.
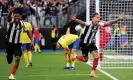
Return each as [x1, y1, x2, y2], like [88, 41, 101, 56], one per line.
[16, 25, 21, 30]
[92, 28, 97, 32]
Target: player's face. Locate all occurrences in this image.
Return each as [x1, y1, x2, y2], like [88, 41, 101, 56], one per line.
[121, 25, 127, 31]
[14, 13, 21, 23]
[93, 14, 101, 24]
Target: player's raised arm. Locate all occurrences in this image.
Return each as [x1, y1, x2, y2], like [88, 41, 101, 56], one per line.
[71, 16, 86, 27]
[103, 14, 125, 26]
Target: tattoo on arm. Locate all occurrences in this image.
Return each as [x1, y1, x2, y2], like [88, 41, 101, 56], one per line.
[104, 18, 119, 26]
[75, 19, 86, 27]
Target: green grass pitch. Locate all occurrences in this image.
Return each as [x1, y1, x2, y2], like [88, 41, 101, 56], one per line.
[0, 52, 133, 80]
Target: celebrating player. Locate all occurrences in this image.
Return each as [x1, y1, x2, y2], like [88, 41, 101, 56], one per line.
[5, 8, 32, 80]
[21, 14, 33, 67]
[71, 13, 125, 78]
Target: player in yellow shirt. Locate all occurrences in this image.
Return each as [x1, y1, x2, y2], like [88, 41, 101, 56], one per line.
[55, 34, 79, 69]
[21, 14, 33, 67]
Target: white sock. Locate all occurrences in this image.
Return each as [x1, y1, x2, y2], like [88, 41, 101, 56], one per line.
[91, 70, 95, 74]
[66, 62, 70, 67]
[72, 64, 75, 67]
[10, 74, 14, 76]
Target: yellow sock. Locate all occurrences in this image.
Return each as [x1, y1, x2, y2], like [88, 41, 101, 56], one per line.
[24, 52, 29, 65]
[27, 51, 32, 63]
[72, 59, 76, 67]
[67, 53, 72, 66]
[36, 44, 41, 52]
[34, 44, 37, 52]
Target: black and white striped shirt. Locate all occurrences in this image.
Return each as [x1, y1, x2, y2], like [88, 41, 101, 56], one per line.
[80, 21, 104, 45]
[6, 21, 26, 44]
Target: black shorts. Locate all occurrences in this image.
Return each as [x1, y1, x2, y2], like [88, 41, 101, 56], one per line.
[5, 42, 22, 64]
[80, 43, 98, 57]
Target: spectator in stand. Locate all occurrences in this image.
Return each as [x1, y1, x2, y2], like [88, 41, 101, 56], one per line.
[119, 25, 128, 47]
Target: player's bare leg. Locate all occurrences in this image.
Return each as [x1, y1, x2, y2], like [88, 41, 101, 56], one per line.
[71, 49, 77, 69]
[27, 50, 33, 67]
[90, 50, 99, 78]
[9, 56, 20, 80]
[24, 50, 29, 67]
[63, 50, 71, 69]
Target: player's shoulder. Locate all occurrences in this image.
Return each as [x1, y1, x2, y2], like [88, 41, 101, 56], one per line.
[25, 22, 32, 28]
[25, 22, 32, 26]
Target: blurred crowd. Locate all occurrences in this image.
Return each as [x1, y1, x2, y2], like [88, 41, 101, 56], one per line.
[0, 0, 78, 27]
[0, 0, 78, 17]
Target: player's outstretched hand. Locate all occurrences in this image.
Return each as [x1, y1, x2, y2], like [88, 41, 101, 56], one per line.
[118, 14, 125, 20]
[71, 16, 76, 20]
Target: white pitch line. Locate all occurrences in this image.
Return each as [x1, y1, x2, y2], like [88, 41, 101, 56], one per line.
[97, 68, 119, 80]
[0, 74, 104, 78]
[87, 62, 119, 80]
[28, 74, 103, 77]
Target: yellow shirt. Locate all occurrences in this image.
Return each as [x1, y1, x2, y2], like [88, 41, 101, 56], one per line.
[21, 22, 32, 43]
[58, 34, 78, 49]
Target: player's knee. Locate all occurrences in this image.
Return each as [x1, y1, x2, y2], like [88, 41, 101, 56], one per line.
[93, 53, 99, 58]
[15, 56, 20, 60]
[83, 57, 88, 62]
[84, 59, 88, 62]
[71, 49, 76, 54]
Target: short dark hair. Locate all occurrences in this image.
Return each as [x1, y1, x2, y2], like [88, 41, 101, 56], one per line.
[92, 13, 99, 18]
[14, 8, 23, 15]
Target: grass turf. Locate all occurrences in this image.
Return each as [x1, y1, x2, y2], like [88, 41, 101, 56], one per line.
[0, 52, 132, 80]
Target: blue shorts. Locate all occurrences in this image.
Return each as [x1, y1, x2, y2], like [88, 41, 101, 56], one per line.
[34, 38, 40, 45]
[119, 34, 128, 44]
[22, 43, 31, 51]
[72, 38, 80, 49]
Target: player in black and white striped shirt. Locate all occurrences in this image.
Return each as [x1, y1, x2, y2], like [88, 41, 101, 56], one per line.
[5, 8, 32, 80]
[72, 13, 125, 78]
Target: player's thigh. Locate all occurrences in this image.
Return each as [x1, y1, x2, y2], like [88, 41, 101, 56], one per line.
[5, 42, 13, 54]
[88, 43, 98, 53]
[22, 44, 27, 51]
[13, 44, 22, 57]
[26, 43, 31, 50]
[22, 43, 31, 51]
[80, 43, 89, 57]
